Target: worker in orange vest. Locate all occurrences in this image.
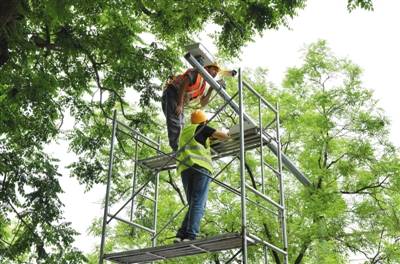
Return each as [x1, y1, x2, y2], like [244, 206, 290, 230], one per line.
[161, 63, 222, 152]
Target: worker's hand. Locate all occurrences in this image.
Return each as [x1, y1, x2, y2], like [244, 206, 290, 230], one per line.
[175, 104, 183, 116]
[230, 70, 237, 77]
[217, 79, 226, 88]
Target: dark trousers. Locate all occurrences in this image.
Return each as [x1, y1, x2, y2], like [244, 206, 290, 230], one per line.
[161, 87, 184, 151]
[176, 166, 211, 240]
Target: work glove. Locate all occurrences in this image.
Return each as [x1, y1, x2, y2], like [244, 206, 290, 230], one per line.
[217, 79, 226, 89]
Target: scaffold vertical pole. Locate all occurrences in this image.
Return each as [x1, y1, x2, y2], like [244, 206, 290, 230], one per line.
[99, 110, 117, 264]
[259, 98, 265, 194]
[238, 68, 248, 263]
[276, 104, 289, 264]
[130, 133, 139, 221]
[264, 247, 269, 264]
[152, 137, 161, 248]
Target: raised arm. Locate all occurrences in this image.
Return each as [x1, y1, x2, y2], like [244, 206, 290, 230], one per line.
[176, 76, 191, 115]
[211, 130, 230, 141]
[200, 86, 214, 107]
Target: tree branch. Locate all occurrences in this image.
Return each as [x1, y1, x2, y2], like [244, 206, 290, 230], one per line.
[326, 153, 346, 169]
[340, 176, 389, 194]
[165, 170, 186, 205]
[294, 242, 310, 264]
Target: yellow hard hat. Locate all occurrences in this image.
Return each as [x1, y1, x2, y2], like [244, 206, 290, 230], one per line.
[191, 109, 208, 124]
[205, 62, 220, 72]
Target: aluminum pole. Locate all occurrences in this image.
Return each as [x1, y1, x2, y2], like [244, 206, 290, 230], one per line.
[238, 68, 248, 263]
[184, 53, 311, 187]
[259, 98, 265, 194]
[130, 134, 139, 221]
[276, 104, 289, 264]
[99, 110, 117, 264]
[264, 247, 269, 264]
[152, 137, 161, 248]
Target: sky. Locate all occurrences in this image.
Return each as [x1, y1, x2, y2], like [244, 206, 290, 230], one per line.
[52, 0, 400, 262]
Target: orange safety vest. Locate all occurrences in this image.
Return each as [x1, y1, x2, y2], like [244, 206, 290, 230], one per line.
[172, 69, 207, 100]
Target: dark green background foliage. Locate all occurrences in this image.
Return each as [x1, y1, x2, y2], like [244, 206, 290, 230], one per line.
[0, 0, 391, 263]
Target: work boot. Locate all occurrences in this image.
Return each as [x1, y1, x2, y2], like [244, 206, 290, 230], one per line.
[173, 237, 182, 244]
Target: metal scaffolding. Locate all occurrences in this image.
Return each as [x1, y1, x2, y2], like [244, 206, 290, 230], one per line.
[98, 52, 311, 264]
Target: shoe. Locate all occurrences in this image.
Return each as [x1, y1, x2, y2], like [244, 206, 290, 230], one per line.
[181, 238, 195, 242]
[173, 237, 182, 244]
[173, 237, 195, 243]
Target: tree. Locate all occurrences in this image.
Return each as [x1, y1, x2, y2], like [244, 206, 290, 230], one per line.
[0, 0, 378, 262]
[278, 40, 400, 263]
[86, 40, 400, 264]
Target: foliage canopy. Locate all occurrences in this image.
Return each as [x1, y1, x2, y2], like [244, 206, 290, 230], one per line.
[0, 0, 382, 263]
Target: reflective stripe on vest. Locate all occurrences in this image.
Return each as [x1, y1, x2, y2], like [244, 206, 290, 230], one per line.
[172, 69, 207, 100]
[177, 124, 213, 175]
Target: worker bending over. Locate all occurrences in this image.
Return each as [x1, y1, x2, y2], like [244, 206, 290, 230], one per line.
[162, 62, 235, 151]
[174, 110, 230, 242]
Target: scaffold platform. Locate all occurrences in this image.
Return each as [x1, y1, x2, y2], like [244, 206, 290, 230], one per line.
[104, 233, 256, 263]
[138, 126, 272, 171]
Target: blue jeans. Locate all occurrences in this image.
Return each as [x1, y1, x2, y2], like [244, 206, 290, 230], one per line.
[177, 165, 212, 240]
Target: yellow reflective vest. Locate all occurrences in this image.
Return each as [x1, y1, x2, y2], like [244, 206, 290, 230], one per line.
[177, 124, 213, 175]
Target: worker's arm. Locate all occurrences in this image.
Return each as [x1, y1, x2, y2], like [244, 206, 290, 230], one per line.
[176, 76, 191, 115]
[200, 86, 214, 107]
[211, 130, 230, 141]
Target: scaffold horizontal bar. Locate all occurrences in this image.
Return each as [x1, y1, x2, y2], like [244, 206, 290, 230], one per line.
[138, 193, 156, 203]
[262, 161, 280, 176]
[260, 133, 312, 187]
[242, 81, 277, 113]
[247, 233, 287, 256]
[113, 119, 159, 147]
[108, 213, 155, 234]
[245, 184, 283, 211]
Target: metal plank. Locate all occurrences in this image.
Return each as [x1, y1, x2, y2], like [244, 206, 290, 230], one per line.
[138, 128, 268, 171]
[104, 233, 257, 263]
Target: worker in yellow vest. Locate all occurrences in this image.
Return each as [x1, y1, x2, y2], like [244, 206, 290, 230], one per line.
[174, 109, 230, 242]
[162, 63, 236, 151]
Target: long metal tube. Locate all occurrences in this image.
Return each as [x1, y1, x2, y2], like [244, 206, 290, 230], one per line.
[107, 214, 155, 234]
[185, 53, 311, 187]
[113, 119, 159, 146]
[152, 137, 161, 248]
[130, 134, 139, 221]
[245, 183, 283, 211]
[243, 80, 277, 113]
[99, 110, 117, 264]
[259, 98, 265, 194]
[247, 233, 287, 256]
[276, 104, 289, 264]
[238, 68, 248, 263]
[152, 205, 188, 240]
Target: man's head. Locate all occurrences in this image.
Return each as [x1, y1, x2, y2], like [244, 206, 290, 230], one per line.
[205, 63, 220, 78]
[191, 109, 208, 124]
